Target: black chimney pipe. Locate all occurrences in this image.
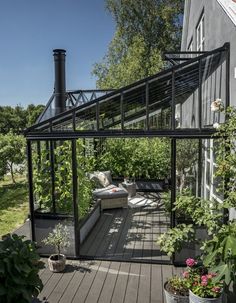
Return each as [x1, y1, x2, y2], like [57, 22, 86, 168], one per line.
[53, 49, 66, 114]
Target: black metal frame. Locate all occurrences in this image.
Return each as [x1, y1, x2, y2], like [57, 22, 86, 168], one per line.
[25, 43, 230, 264]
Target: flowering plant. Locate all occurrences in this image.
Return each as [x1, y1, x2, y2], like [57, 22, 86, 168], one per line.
[183, 258, 223, 298]
[211, 98, 223, 112]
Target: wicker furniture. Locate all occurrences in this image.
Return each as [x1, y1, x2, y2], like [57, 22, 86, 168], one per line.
[93, 185, 128, 210]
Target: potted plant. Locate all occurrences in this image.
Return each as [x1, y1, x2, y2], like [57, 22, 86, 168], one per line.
[183, 258, 223, 303]
[164, 275, 189, 303]
[0, 234, 44, 302]
[42, 223, 70, 272]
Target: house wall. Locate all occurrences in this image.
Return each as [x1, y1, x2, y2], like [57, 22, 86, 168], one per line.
[181, 0, 236, 219]
[182, 0, 236, 105]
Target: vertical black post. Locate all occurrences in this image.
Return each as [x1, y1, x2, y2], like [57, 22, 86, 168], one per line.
[96, 101, 100, 131]
[171, 138, 176, 265]
[171, 71, 175, 130]
[224, 43, 230, 223]
[27, 140, 36, 242]
[49, 140, 56, 214]
[146, 82, 149, 130]
[121, 92, 124, 130]
[197, 139, 202, 197]
[72, 140, 80, 257]
[198, 59, 202, 130]
[36, 141, 41, 171]
[225, 43, 230, 109]
[72, 111, 76, 131]
[171, 138, 176, 228]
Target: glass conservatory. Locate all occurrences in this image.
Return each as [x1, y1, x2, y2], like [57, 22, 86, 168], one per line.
[24, 44, 230, 264]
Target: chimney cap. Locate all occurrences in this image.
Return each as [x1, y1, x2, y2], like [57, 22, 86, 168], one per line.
[53, 49, 66, 54]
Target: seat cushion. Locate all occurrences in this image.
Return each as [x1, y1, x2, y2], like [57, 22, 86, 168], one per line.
[93, 185, 128, 199]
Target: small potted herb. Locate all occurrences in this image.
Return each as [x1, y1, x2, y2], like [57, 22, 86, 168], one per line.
[164, 275, 189, 303]
[42, 223, 70, 272]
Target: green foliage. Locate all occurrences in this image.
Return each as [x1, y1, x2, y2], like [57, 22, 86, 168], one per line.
[33, 145, 51, 211]
[33, 140, 95, 218]
[97, 138, 171, 179]
[0, 132, 26, 183]
[54, 142, 73, 214]
[174, 194, 222, 235]
[176, 139, 199, 193]
[157, 224, 195, 256]
[202, 222, 236, 288]
[0, 177, 28, 237]
[43, 223, 70, 258]
[0, 104, 44, 135]
[166, 276, 189, 297]
[0, 234, 44, 303]
[214, 107, 236, 208]
[93, 0, 184, 88]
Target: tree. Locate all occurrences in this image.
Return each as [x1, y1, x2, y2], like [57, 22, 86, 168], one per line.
[0, 104, 45, 135]
[93, 0, 184, 88]
[0, 133, 26, 183]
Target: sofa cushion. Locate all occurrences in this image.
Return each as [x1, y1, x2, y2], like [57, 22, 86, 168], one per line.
[93, 185, 128, 199]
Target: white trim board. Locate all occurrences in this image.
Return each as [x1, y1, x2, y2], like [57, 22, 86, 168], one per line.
[217, 0, 236, 26]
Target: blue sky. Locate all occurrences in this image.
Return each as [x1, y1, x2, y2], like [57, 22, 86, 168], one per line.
[0, 0, 115, 107]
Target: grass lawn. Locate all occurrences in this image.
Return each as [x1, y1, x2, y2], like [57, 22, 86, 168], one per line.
[0, 175, 29, 237]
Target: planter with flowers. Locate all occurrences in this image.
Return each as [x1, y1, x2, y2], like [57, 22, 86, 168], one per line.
[183, 258, 223, 303]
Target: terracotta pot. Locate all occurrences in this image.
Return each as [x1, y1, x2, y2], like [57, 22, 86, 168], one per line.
[48, 254, 66, 272]
[189, 290, 223, 303]
[164, 282, 189, 303]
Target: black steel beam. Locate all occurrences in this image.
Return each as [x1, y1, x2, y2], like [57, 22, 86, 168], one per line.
[72, 140, 80, 257]
[25, 128, 217, 140]
[26, 140, 36, 242]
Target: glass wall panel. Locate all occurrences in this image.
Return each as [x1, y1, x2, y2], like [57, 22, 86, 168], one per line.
[175, 62, 200, 128]
[202, 51, 226, 127]
[149, 73, 172, 129]
[123, 85, 146, 129]
[99, 95, 121, 130]
[75, 105, 97, 130]
[32, 140, 76, 257]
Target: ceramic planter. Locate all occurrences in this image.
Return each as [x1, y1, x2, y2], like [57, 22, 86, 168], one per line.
[48, 254, 66, 272]
[164, 282, 189, 303]
[189, 290, 222, 303]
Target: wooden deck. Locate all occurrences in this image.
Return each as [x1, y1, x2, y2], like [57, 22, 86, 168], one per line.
[34, 258, 183, 303]
[80, 205, 170, 262]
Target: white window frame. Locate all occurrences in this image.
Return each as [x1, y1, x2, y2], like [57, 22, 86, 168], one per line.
[196, 14, 205, 51]
[203, 140, 223, 203]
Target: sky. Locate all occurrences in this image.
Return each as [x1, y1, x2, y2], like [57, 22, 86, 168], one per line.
[0, 0, 115, 107]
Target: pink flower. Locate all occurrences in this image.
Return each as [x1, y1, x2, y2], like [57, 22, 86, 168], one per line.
[212, 287, 221, 293]
[186, 258, 197, 267]
[201, 275, 208, 283]
[182, 271, 189, 278]
[201, 281, 208, 286]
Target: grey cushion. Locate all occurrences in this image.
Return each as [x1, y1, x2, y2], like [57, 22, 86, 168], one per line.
[93, 185, 128, 199]
[88, 171, 110, 188]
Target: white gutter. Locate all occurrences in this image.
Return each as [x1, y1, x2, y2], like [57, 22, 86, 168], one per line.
[217, 0, 236, 26]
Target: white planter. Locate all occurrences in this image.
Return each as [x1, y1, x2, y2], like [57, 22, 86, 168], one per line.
[164, 282, 189, 303]
[189, 290, 223, 303]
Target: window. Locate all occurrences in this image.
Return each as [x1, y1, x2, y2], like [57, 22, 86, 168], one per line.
[196, 14, 205, 51]
[187, 38, 193, 58]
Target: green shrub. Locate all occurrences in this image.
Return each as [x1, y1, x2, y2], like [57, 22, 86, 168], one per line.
[0, 234, 44, 303]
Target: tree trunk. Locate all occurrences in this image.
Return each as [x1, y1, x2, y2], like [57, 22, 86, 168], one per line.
[10, 162, 16, 184]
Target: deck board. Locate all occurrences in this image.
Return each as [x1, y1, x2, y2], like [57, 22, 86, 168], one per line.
[35, 259, 183, 303]
[81, 205, 170, 262]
